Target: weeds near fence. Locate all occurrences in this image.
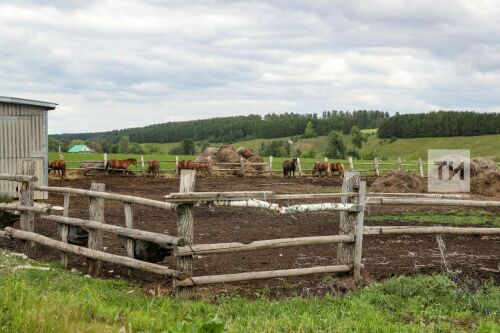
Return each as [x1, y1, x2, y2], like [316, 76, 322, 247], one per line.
[0, 250, 498, 332]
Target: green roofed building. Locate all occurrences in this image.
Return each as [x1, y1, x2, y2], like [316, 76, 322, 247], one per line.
[68, 144, 94, 153]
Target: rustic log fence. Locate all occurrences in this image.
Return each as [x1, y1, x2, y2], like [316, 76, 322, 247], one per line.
[2, 169, 500, 298]
[53, 153, 434, 178]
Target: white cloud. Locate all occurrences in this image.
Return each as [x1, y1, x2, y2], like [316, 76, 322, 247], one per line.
[0, 0, 499, 134]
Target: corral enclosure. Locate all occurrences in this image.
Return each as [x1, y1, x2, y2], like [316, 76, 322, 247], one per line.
[0, 97, 57, 199]
[1, 172, 498, 297]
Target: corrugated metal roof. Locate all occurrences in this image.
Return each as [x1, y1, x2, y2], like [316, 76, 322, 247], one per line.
[0, 96, 57, 110]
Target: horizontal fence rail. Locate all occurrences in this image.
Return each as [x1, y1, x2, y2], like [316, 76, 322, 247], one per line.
[176, 235, 355, 256]
[41, 215, 184, 246]
[174, 264, 354, 287]
[1, 228, 182, 277]
[33, 185, 175, 210]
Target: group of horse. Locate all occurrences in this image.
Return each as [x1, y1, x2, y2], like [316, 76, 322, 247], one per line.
[177, 160, 210, 177]
[104, 158, 165, 177]
[282, 159, 344, 179]
[50, 157, 343, 180]
[48, 158, 211, 179]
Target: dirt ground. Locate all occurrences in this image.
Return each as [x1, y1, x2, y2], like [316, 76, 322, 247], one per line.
[1, 174, 499, 298]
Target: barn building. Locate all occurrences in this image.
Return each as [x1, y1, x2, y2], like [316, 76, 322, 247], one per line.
[0, 97, 57, 200]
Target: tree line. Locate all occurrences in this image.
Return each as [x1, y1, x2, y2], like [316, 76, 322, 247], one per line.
[378, 111, 500, 138]
[51, 110, 389, 144]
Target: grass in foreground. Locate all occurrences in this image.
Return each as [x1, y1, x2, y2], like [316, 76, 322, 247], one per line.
[0, 251, 498, 332]
[368, 209, 500, 227]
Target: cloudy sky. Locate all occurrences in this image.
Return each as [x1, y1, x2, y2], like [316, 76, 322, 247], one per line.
[1, 0, 500, 134]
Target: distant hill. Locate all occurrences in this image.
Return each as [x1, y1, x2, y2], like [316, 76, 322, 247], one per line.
[51, 111, 389, 143]
[228, 133, 500, 161]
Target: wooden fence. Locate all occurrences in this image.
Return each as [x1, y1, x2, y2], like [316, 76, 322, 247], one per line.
[2, 163, 500, 298]
[55, 153, 434, 178]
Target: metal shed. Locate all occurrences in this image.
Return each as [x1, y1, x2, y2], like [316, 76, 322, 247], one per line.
[0, 97, 57, 200]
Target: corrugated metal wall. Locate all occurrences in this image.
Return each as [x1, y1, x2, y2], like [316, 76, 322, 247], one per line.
[0, 103, 48, 200]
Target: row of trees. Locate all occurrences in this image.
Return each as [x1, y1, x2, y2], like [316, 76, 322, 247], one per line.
[378, 111, 500, 138]
[258, 126, 370, 159]
[48, 136, 160, 154]
[51, 110, 389, 144]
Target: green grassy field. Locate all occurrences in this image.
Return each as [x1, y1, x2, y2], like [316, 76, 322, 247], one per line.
[368, 209, 500, 227]
[0, 250, 498, 332]
[227, 133, 500, 161]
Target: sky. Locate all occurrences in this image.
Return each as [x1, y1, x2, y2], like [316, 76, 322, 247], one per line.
[1, 0, 500, 134]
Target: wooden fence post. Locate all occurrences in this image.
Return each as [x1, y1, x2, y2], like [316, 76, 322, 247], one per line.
[240, 156, 245, 176]
[60, 193, 70, 267]
[124, 203, 134, 276]
[374, 157, 380, 176]
[338, 172, 360, 265]
[348, 156, 354, 171]
[19, 160, 36, 256]
[353, 181, 366, 282]
[175, 156, 179, 176]
[325, 157, 332, 177]
[175, 170, 196, 297]
[297, 157, 303, 177]
[140, 156, 145, 176]
[207, 156, 213, 176]
[418, 158, 424, 177]
[87, 183, 105, 276]
[269, 156, 273, 176]
[103, 153, 108, 169]
[397, 157, 402, 172]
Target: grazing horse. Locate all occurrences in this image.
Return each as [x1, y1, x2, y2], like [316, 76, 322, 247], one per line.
[105, 158, 137, 175]
[177, 160, 196, 175]
[330, 162, 345, 177]
[283, 158, 298, 178]
[48, 160, 66, 179]
[195, 161, 210, 177]
[312, 161, 329, 177]
[147, 160, 160, 178]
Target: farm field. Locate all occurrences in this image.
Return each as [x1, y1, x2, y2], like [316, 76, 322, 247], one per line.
[49, 152, 424, 176]
[2, 175, 498, 295]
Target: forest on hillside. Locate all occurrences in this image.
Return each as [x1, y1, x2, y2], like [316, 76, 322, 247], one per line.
[378, 111, 500, 138]
[52, 110, 389, 144]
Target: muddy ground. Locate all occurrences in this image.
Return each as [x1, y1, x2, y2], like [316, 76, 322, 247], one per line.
[1, 175, 499, 298]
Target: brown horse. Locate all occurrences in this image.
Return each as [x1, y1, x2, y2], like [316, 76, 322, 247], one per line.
[312, 161, 329, 177]
[195, 161, 210, 177]
[283, 159, 297, 178]
[147, 160, 160, 178]
[105, 158, 137, 175]
[330, 162, 345, 177]
[177, 160, 195, 175]
[49, 160, 66, 179]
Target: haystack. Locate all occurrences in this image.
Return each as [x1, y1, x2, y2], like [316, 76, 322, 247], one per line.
[196, 146, 267, 176]
[216, 145, 241, 163]
[371, 171, 426, 193]
[237, 147, 256, 159]
[371, 156, 500, 196]
[246, 156, 264, 171]
[470, 157, 500, 196]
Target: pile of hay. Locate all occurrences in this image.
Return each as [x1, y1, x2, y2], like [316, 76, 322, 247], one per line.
[196, 146, 267, 176]
[236, 147, 256, 159]
[371, 171, 426, 193]
[371, 156, 500, 196]
[470, 157, 500, 196]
